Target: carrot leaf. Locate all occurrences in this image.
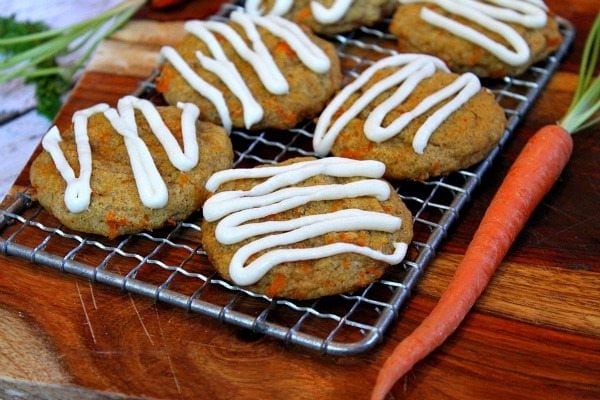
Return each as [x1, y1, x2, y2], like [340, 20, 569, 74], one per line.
[0, 0, 144, 119]
[560, 12, 600, 133]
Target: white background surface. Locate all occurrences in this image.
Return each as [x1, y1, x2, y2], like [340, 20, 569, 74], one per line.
[0, 0, 123, 201]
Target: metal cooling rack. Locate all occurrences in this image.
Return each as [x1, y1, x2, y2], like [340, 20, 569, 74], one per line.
[0, 5, 575, 356]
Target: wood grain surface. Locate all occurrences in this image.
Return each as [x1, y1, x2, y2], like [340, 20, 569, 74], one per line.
[1, 1, 599, 399]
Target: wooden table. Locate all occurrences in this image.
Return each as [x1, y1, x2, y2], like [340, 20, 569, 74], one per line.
[1, 1, 598, 399]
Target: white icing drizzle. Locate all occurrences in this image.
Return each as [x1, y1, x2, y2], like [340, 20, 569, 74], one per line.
[245, 0, 293, 16]
[365, 70, 481, 153]
[184, 20, 264, 129]
[229, 213, 408, 286]
[203, 157, 408, 286]
[311, 0, 355, 24]
[245, 12, 331, 73]
[399, 0, 549, 66]
[198, 15, 289, 95]
[41, 97, 201, 213]
[313, 54, 481, 155]
[205, 156, 385, 196]
[160, 46, 232, 132]
[245, 0, 356, 25]
[522, 0, 548, 12]
[160, 10, 330, 130]
[42, 103, 109, 213]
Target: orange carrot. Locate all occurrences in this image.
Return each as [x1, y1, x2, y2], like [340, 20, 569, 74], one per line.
[371, 12, 599, 399]
[371, 125, 573, 400]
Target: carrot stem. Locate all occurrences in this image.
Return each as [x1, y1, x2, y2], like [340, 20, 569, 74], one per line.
[371, 125, 573, 400]
[568, 13, 600, 114]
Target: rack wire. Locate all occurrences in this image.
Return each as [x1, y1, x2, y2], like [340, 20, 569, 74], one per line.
[0, 5, 574, 356]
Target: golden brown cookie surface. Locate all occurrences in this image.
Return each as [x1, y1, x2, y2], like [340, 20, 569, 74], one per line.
[201, 157, 414, 300]
[313, 55, 507, 180]
[156, 11, 342, 131]
[30, 103, 233, 238]
[245, 0, 398, 35]
[389, 2, 562, 78]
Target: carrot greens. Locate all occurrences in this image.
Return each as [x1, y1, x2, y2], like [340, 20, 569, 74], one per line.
[561, 13, 600, 133]
[0, 0, 144, 119]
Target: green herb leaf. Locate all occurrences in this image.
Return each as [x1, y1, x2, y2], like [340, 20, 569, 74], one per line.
[0, 15, 49, 54]
[0, 0, 145, 119]
[28, 73, 70, 119]
[560, 12, 600, 133]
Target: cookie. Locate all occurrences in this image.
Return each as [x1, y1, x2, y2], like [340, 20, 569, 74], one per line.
[245, 0, 398, 35]
[30, 96, 233, 238]
[201, 157, 413, 300]
[156, 10, 342, 131]
[389, 0, 562, 78]
[313, 54, 507, 180]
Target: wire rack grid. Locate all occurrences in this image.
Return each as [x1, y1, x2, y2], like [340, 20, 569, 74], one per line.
[0, 5, 574, 356]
